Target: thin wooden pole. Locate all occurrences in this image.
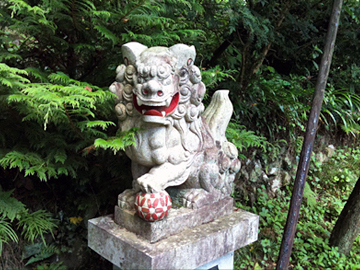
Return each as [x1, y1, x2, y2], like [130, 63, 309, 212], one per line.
[276, 0, 343, 269]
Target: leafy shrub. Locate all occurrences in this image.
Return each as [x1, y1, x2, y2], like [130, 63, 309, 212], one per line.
[234, 146, 360, 269]
[233, 66, 360, 143]
[0, 63, 134, 265]
[321, 86, 360, 136]
[233, 67, 313, 142]
[226, 121, 271, 160]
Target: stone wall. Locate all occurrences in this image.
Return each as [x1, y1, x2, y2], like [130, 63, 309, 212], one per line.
[234, 144, 336, 204]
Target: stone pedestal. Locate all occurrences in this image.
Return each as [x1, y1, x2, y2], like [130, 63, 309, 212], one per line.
[88, 208, 258, 270]
[114, 197, 234, 243]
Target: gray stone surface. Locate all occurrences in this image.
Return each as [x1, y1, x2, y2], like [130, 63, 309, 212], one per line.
[195, 252, 234, 270]
[114, 197, 234, 243]
[113, 252, 234, 270]
[88, 209, 259, 270]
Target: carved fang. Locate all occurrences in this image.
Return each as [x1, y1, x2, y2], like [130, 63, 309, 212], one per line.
[137, 96, 143, 106]
[165, 96, 172, 107]
[142, 110, 146, 115]
[161, 111, 166, 117]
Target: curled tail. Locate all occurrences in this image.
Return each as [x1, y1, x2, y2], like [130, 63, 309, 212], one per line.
[203, 90, 233, 144]
[203, 90, 241, 196]
[203, 89, 240, 166]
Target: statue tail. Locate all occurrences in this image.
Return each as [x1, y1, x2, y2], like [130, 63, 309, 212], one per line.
[202, 90, 233, 144]
[203, 90, 241, 181]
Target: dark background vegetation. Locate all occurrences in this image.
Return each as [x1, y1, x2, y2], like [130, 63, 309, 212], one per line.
[1, 0, 360, 269]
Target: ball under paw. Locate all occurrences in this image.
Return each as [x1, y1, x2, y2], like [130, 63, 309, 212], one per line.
[134, 191, 172, 222]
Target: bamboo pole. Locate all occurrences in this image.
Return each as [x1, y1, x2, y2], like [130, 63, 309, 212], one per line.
[276, 0, 343, 269]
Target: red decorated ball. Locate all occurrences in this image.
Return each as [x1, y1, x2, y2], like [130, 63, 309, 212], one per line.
[134, 191, 172, 222]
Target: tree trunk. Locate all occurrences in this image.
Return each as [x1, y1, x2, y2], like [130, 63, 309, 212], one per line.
[329, 176, 360, 255]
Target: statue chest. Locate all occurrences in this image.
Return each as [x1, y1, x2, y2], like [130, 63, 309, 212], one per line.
[127, 126, 183, 165]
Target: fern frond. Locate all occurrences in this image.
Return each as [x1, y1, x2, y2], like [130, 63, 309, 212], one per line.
[18, 210, 57, 244]
[0, 219, 19, 255]
[226, 122, 270, 157]
[0, 151, 57, 181]
[94, 25, 119, 45]
[85, 120, 116, 130]
[0, 190, 26, 222]
[0, 53, 22, 62]
[25, 243, 58, 266]
[94, 128, 138, 154]
[0, 63, 30, 88]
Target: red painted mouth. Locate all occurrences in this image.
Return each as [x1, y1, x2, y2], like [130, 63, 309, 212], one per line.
[133, 93, 179, 117]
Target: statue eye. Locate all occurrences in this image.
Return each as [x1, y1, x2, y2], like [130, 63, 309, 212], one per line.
[158, 66, 170, 79]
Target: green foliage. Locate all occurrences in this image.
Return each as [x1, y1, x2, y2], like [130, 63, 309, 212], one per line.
[0, 69, 121, 181]
[1, 0, 360, 267]
[235, 147, 360, 269]
[0, 189, 26, 222]
[226, 121, 270, 159]
[0, 219, 18, 255]
[321, 87, 360, 136]
[18, 210, 56, 244]
[24, 243, 59, 266]
[0, 63, 30, 89]
[303, 181, 318, 209]
[94, 128, 138, 155]
[201, 65, 236, 89]
[0, 0, 205, 84]
[0, 189, 56, 257]
[309, 147, 360, 198]
[233, 66, 360, 142]
[33, 262, 67, 270]
[233, 68, 313, 141]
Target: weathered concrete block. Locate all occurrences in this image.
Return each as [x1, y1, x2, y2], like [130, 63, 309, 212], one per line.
[88, 209, 259, 270]
[114, 197, 234, 243]
[195, 252, 234, 270]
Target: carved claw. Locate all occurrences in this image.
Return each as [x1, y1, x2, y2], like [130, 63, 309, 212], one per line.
[137, 173, 163, 193]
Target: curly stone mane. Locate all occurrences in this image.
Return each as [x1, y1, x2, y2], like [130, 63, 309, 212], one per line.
[111, 60, 208, 153]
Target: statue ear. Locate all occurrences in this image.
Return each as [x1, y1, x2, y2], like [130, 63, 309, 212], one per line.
[121, 42, 148, 66]
[169, 44, 196, 69]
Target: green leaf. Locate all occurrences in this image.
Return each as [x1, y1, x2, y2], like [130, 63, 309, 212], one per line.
[18, 210, 57, 244]
[0, 219, 19, 255]
[86, 120, 116, 130]
[94, 128, 138, 154]
[0, 190, 26, 222]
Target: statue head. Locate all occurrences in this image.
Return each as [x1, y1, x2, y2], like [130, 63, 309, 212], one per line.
[110, 42, 206, 125]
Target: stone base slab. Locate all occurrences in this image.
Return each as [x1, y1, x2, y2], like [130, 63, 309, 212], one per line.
[114, 197, 234, 243]
[195, 251, 234, 270]
[88, 209, 259, 270]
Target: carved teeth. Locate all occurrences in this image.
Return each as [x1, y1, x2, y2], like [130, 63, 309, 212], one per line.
[137, 96, 143, 106]
[161, 111, 166, 117]
[165, 97, 172, 107]
[142, 110, 146, 115]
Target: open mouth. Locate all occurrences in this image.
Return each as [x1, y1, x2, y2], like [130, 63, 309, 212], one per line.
[133, 93, 179, 117]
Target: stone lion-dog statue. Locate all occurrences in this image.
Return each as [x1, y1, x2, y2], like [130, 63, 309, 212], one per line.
[109, 42, 240, 210]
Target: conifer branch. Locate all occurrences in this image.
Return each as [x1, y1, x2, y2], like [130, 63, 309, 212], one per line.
[119, 0, 146, 22]
[63, 102, 84, 140]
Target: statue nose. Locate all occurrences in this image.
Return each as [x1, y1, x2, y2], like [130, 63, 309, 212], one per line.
[142, 80, 163, 96]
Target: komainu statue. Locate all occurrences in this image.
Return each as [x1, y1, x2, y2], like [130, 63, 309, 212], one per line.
[109, 42, 240, 210]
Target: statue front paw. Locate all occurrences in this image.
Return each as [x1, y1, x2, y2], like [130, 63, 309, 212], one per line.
[137, 173, 163, 193]
[118, 189, 138, 209]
